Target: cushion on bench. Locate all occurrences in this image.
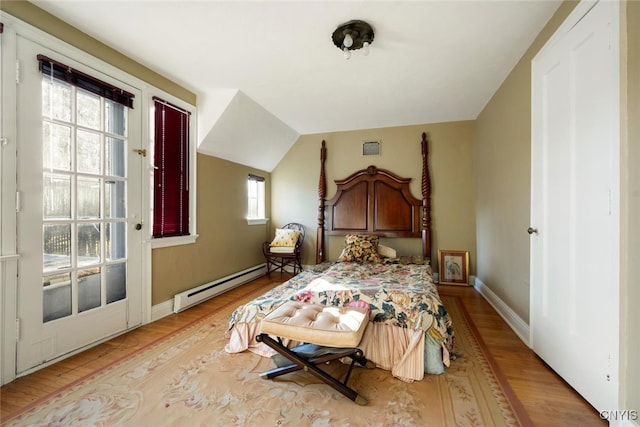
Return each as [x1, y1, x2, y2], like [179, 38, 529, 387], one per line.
[260, 301, 369, 348]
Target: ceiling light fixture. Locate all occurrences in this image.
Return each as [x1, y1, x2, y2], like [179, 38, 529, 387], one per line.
[332, 20, 374, 60]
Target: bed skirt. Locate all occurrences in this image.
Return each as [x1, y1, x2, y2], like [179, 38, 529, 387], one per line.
[225, 321, 448, 382]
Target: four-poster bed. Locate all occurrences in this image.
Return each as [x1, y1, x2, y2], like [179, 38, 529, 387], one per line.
[316, 132, 432, 263]
[225, 133, 454, 382]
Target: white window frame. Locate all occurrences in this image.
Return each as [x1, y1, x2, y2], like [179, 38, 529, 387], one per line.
[246, 175, 267, 225]
[147, 92, 198, 249]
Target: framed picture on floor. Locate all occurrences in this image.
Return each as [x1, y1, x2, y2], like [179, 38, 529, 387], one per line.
[438, 250, 470, 286]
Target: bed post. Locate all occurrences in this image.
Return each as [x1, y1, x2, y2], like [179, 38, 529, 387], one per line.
[316, 140, 327, 264]
[421, 133, 432, 259]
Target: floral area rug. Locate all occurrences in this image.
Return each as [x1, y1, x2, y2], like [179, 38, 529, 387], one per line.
[3, 291, 531, 427]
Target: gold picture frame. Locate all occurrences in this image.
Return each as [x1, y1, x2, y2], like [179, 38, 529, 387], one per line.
[438, 250, 470, 286]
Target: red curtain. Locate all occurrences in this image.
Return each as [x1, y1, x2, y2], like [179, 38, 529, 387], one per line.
[38, 54, 134, 108]
[153, 98, 190, 238]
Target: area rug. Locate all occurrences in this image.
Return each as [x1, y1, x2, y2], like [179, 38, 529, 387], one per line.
[3, 291, 531, 427]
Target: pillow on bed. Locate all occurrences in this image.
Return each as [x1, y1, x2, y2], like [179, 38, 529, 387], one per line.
[338, 235, 382, 263]
[270, 228, 300, 247]
[377, 244, 397, 259]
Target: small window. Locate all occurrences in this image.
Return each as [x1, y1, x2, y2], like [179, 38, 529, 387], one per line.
[247, 174, 266, 224]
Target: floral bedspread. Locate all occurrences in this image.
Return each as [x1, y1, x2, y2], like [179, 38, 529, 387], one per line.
[227, 260, 454, 353]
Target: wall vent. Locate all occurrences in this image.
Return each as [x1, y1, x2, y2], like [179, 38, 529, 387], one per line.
[362, 141, 381, 156]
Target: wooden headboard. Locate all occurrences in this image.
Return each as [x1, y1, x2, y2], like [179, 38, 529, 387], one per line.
[316, 133, 432, 263]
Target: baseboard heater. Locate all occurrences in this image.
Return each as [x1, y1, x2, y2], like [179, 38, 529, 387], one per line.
[173, 264, 267, 313]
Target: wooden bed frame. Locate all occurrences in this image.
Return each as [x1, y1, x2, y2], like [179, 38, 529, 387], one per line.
[316, 132, 432, 263]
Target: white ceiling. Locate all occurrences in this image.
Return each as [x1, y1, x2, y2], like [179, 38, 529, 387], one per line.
[32, 0, 561, 171]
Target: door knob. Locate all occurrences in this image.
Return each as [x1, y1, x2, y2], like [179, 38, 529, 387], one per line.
[527, 227, 538, 235]
[135, 223, 143, 230]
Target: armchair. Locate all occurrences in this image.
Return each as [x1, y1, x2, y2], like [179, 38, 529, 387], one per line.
[263, 223, 305, 278]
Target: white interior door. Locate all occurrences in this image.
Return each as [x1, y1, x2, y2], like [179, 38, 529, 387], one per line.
[15, 36, 143, 374]
[530, 0, 619, 413]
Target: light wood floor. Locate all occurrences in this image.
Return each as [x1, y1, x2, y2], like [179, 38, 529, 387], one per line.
[0, 274, 606, 426]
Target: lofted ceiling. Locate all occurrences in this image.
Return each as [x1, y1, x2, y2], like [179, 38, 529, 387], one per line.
[31, 0, 561, 171]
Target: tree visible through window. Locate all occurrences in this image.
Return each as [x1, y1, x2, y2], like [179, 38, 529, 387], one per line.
[152, 97, 190, 238]
[37, 54, 133, 321]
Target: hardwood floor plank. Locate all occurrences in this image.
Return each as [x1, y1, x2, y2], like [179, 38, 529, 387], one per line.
[436, 285, 605, 426]
[1, 275, 605, 425]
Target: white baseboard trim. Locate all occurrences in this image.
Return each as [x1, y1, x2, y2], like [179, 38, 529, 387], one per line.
[474, 277, 531, 347]
[151, 299, 174, 322]
[173, 264, 266, 313]
[152, 264, 267, 321]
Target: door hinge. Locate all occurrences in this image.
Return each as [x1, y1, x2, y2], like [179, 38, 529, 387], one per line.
[16, 191, 21, 212]
[15, 318, 20, 342]
[608, 189, 612, 215]
[15, 59, 20, 84]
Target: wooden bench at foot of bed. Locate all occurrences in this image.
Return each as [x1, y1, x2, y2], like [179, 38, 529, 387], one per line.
[256, 301, 374, 405]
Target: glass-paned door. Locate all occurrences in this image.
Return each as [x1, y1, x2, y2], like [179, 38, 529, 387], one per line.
[16, 38, 143, 374]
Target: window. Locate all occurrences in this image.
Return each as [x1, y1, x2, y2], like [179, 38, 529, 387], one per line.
[152, 97, 191, 238]
[247, 174, 266, 224]
[38, 54, 133, 321]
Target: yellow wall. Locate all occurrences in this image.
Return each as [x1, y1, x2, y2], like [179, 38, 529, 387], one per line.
[152, 155, 271, 304]
[474, 1, 578, 319]
[272, 122, 476, 277]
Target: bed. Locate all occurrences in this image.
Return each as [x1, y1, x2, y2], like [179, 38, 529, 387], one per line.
[225, 133, 454, 382]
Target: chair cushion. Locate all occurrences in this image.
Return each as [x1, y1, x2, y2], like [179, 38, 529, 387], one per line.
[269, 246, 296, 254]
[260, 301, 369, 348]
[270, 228, 300, 247]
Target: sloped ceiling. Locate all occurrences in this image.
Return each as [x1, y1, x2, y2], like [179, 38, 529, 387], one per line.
[31, 1, 561, 172]
[197, 90, 299, 171]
